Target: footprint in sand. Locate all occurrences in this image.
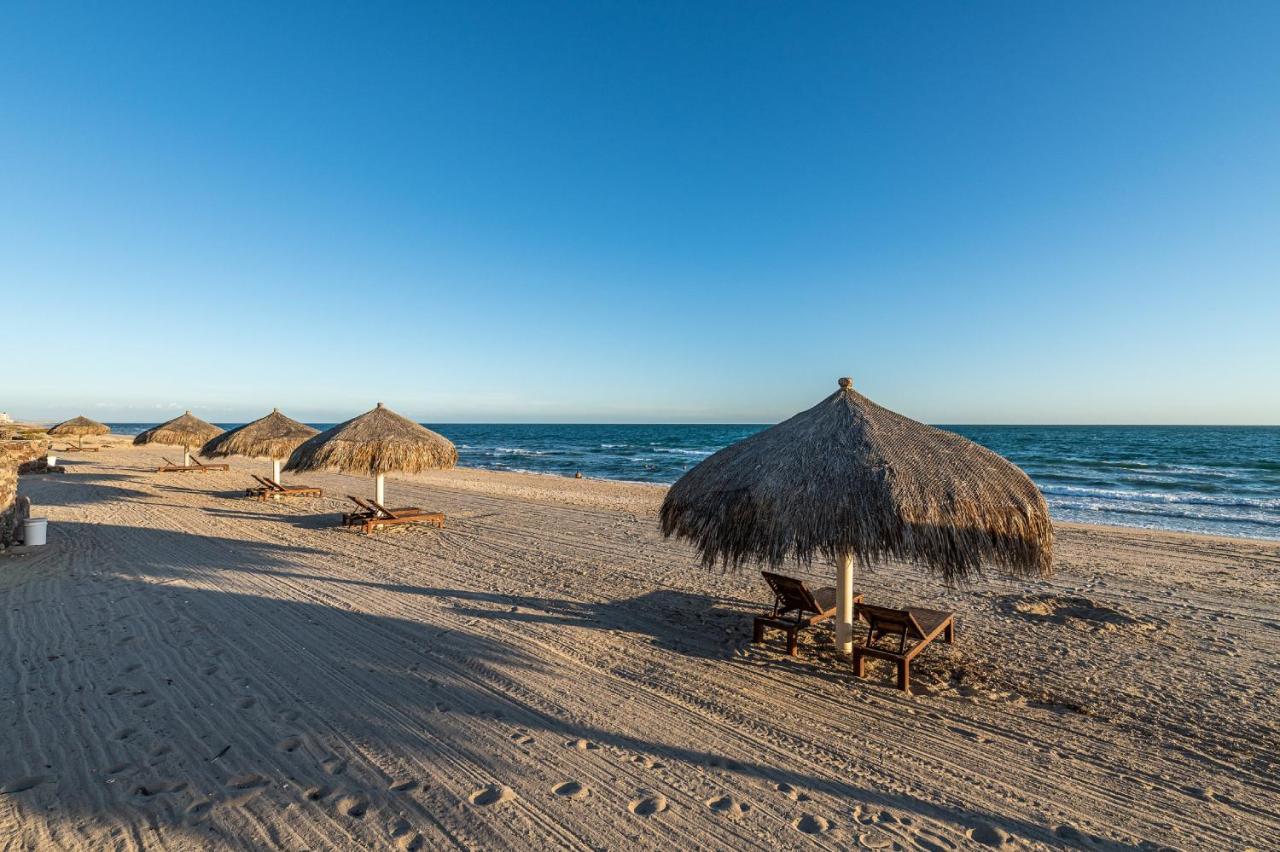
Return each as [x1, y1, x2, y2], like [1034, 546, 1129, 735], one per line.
[705, 795, 750, 817]
[303, 785, 331, 801]
[968, 823, 1012, 847]
[337, 794, 369, 818]
[510, 732, 535, 746]
[389, 779, 417, 792]
[112, 727, 137, 741]
[133, 779, 187, 797]
[552, 781, 589, 800]
[565, 738, 599, 751]
[627, 794, 668, 817]
[793, 814, 832, 834]
[226, 773, 267, 790]
[105, 762, 134, 776]
[0, 775, 52, 794]
[776, 782, 810, 802]
[468, 784, 516, 807]
[320, 756, 347, 775]
[390, 817, 423, 848]
[858, 829, 895, 849]
[279, 709, 301, 722]
[201, 665, 219, 676]
[276, 736, 304, 753]
[185, 799, 214, 819]
[235, 696, 256, 710]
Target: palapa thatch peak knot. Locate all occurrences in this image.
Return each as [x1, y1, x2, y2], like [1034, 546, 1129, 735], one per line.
[838, 377, 852, 389]
[376, 402, 384, 408]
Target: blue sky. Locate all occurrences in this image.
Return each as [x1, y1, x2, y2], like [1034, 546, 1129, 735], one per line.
[2, 2, 1278, 424]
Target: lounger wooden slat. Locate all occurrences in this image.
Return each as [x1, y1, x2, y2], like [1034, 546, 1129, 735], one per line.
[157, 456, 228, 473]
[752, 571, 863, 657]
[246, 474, 322, 500]
[342, 496, 441, 532]
[852, 603, 956, 692]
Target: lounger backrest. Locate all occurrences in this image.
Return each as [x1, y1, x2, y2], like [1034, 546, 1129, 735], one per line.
[347, 495, 374, 512]
[161, 457, 176, 467]
[856, 604, 926, 640]
[250, 474, 271, 488]
[367, 499, 397, 519]
[761, 571, 821, 614]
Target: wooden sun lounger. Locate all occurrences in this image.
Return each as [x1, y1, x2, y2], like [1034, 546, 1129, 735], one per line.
[246, 474, 323, 500]
[342, 496, 444, 534]
[853, 604, 956, 692]
[156, 456, 229, 473]
[752, 571, 863, 657]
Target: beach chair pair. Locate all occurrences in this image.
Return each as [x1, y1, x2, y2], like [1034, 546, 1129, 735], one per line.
[342, 496, 444, 535]
[246, 474, 323, 501]
[157, 456, 229, 473]
[751, 571, 955, 692]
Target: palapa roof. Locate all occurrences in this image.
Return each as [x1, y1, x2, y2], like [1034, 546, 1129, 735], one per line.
[660, 378, 1053, 583]
[284, 403, 457, 476]
[48, 415, 110, 437]
[132, 411, 224, 449]
[200, 409, 318, 460]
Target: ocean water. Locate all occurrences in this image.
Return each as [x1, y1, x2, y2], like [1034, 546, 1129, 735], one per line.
[105, 423, 1280, 541]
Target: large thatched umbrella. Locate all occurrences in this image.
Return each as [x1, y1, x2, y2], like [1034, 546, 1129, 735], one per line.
[133, 411, 224, 466]
[200, 408, 318, 484]
[48, 415, 110, 449]
[284, 403, 457, 504]
[661, 377, 1053, 654]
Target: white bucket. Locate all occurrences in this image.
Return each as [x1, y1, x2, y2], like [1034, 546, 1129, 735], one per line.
[46, 454, 57, 467]
[23, 517, 48, 546]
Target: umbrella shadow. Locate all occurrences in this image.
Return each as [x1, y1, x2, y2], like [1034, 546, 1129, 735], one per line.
[40, 555, 1145, 850]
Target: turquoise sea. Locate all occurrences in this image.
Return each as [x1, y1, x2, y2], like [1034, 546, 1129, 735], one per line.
[107, 423, 1280, 541]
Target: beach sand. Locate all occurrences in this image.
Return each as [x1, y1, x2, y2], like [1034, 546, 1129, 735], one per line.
[2, 439, 1277, 850]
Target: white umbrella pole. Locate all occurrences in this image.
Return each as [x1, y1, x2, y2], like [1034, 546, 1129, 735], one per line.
[836, 553, 855, 655]
[375, 473, 385, 505]
[272, 458, 282, 484]
[184, 447, 191, 466]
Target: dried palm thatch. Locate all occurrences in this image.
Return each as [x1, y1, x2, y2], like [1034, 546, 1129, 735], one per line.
[48, 415, 110, 438]
[661, 378, 1052, 584]
[284, 403, 457, 476]
[48, 416, 111, 447]
[133, 411, 224, 451]
[200, 409, 318, 460]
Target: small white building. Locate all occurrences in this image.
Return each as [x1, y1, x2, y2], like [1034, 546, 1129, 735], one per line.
[0, 412, 13, 424]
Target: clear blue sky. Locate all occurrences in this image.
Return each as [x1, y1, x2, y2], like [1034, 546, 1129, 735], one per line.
[2, 2, 1278, 424]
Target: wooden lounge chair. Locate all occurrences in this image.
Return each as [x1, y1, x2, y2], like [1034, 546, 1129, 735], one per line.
[342, 496, 444, 534]
[246, 474, 323, 501]
[852, 604, 956, 692]
[156, 456, 230, 473]
[752, 571, 863, 657]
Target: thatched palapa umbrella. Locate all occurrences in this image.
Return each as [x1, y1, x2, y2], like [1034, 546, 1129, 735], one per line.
[200, 409, 318, 484]
[48, 415, 110, 449]
[284, 403, 457, 504]
[661, 377, 1053, 654]
[133, 411, 224, 466]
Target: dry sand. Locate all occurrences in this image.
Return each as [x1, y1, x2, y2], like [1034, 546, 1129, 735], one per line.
[2, 439, 1277, 850]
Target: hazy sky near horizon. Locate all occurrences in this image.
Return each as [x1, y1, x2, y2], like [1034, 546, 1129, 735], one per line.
[2, 2, 1278, 425]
